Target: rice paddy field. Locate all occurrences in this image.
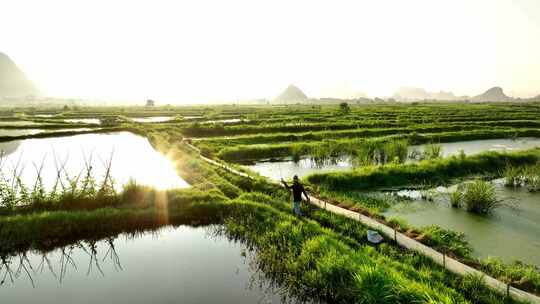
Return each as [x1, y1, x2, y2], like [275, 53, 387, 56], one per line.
[2, 102, 540, 303]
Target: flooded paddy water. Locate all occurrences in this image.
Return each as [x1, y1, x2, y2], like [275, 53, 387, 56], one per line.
[0, 128, 95, 137]
[0, 129, 44, 137]
[131, 116, 175, 123]
[246, 157, 351, 181]
[0, 121, 49, 126]
[1, 225, 299, 304]
[201, 118, 246, 124]
[246, 138, 540, 181]
[409, 138, 540, 158]
[383, 179, 540, 266]
[0, 131, 189, 190]
[244, 138, 540, 266]
[63, 118, 102, 124]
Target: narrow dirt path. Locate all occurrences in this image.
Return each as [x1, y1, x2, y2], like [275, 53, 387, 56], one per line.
[183, 141, 540, 304]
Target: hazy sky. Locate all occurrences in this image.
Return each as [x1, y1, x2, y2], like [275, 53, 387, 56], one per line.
[1, 0, 540, 102]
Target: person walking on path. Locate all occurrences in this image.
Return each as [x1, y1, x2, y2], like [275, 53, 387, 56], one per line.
[281, 175, 310, 216]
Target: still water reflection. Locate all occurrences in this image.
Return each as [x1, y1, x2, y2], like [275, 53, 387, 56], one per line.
[131, 116, 174, 123]
[0, 226, 298, 304]
[246, 138, 540, 181]
[0, 129, 43, 137]
[384, 180, 540, 266]
[63, 118, 101, 124]
[0, 132, 189, 190]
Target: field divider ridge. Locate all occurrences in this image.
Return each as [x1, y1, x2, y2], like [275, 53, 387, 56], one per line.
[183, 140, 540, 304]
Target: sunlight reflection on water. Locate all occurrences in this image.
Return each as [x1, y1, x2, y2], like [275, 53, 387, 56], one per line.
[0, 131, 189, 190]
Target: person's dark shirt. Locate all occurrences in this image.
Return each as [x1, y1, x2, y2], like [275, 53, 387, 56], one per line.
[291, 182, 305, 202]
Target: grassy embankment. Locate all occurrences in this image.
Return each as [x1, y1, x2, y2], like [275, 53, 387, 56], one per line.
[0, 129, 535, 302]
[2, 103, 540, 300]
[0, 179, 529, 303]
[211, 128, 540, 163]
[307, 148, 540, 191]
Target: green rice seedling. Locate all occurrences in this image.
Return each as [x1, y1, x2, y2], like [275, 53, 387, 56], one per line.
[307, 148, 540, 191]
[461, 180, 502, 215]
[527, 176, 540, 192]
[523, 162, 540, 192]
[503, 164, 523, 187]
[309, 140, 349, 167]
[354, 140, 381, 166]
[352, 138, 409, 166]
[458, 149, 466, 160]
[290, 144, 306, 163]
[383, 139, 409, 164]
[449, 186, 463, 208]
[502, 161, 540, 192]
[423, 143, 443, 160]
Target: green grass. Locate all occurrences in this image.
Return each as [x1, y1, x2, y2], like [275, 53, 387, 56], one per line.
[480, 257, 540, 294]
[460, 180, 502, 215]
[212, 128, 540, 163]
[0, 127, 128, 143]
[307, 148, 540, 191]
[2, 103, 540, 301]
[503, 162, 540, 192]
[1, 191, 518, 303]
[423, 143, 443, 159]
[223, 195, 522, 303]
[0, 189, 227, 255]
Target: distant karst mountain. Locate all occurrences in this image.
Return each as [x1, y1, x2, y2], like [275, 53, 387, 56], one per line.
[392, 87, 459, 101]
[393, 87, 430, 100]
[0, 141, 21, 157]
[528, 94, 540, 102]
[275, 84, 308, 102]
[472, 87, 512, 102]
[0, 52, 38, 97]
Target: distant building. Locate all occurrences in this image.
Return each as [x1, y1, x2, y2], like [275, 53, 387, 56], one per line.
[146, 99, 155, 107]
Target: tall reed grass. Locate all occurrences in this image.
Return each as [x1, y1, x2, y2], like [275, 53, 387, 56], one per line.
[0, 152, 118, 210]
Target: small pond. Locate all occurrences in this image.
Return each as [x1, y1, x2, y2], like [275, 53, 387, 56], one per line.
[0, 128, 93, 137]
[64, 118, 102, 124]
[0, 225, 300, 304]
[409, 137, 540, 158]
[246, 138, 540, 181]
[131, 116, 175, 123]
[246, 157, 352, 181]
[0, 121, 47, 126]
[384, 179, 540, 266]
[201, 118, 246, 124]
[0, 129, 44, 137]
[0, 131, 189, 190]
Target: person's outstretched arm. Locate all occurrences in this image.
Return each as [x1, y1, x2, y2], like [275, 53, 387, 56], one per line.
[281, 178, 290, 189]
